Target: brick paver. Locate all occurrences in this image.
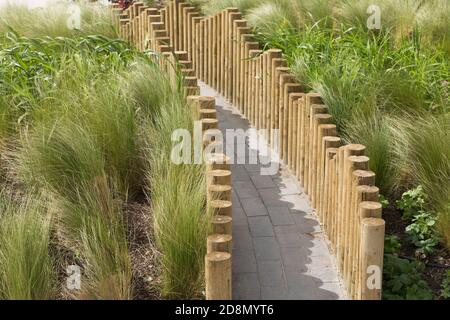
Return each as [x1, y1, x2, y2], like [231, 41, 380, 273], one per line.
[200, 82, 347, 300]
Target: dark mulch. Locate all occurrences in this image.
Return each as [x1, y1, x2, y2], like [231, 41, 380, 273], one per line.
[125, 202, 162, 300]
[383, 204, 450, 299]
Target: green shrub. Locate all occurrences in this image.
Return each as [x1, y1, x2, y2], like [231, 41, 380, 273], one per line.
[405, 211, 440, 256]
[396, 185, 427, 221]
[383, 254, 433, 300]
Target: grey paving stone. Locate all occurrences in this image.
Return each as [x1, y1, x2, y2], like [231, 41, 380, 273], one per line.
[233, 249, 257, 273]
[244, 163, 262, 172]
[233, 225, 253, 251]
[308, 237, 331, 257]
[276, 232, 305, 248]
[232, 191, 241, 208]
[306, 254, 334, 269]
[273, 225, 298, 235]
[261, 286, 289, 300]
[241, 197, 269, 217]
[233, 181, 259, 199]
[292, 214, 321, 235]
[280, 194, 311, 213]
[231, 165, 251, 181]
[316, 282, 346, 300]
[233, 273, 261, 300]
[250, 175, 277, 189]
[257, 260, 286, 287]
[248, 216, 274, 237]
[267, 206, 295, 226]
[280, 247, 310, 273]
[233, 207, 248, 226]
[308, 267, 340, 283]
[253, 237, 282, 261]
[277, 176, 302, 195]
[258, 188, 287, 207]
[285, 272, 320, 300]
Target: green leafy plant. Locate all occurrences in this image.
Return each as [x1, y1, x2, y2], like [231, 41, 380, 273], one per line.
[383, 254, 433, 300]
[396, 185, 426, 221]
[405, 211, 440, 256]
[384, 235, 401, 255]
[379, 194, 390, 209]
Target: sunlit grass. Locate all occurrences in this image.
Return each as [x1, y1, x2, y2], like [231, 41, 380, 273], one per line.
[0, 191, 55, 300]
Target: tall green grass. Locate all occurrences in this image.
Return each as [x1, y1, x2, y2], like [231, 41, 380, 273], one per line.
[0, 191, 55, 300]
[0, 7, 210, 298]
[0, 1, 118, 39]
[392, 115, 450, 247]
[144, 71, 210, 299]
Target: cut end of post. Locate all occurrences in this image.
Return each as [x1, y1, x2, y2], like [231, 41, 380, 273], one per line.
[206, 251, 231, 262]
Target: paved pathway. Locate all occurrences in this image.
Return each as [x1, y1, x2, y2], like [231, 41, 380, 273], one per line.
[200, 82, 346, 300]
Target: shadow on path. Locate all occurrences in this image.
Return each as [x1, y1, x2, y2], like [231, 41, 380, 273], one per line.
[200, 82, 347, 300]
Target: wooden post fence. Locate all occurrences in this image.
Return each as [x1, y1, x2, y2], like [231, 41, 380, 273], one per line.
[111, 1, 386, 300]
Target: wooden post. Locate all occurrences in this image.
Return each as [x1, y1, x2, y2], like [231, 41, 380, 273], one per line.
[199, 109, 217, 120]
[187, 12, 200, 62]
[206, 153, 231, 171]
[208, 169, 232, 186]
[207, 234, 232, 254]
[308, 112, 332, 201]
[241, 41, 255, 115]
[212, 216, 232, 235]
[236, 30, 250, 110]
[342, 156, 370, 292]
[328, 152, 338, 249]
[209, 200, 232, 217]
[360, 216, 384, 300]
[249, 50, 262, 124]
[242, 41, 258, 116]
[193, 17, 202, 77]
[208, 184, 232, 201]
[197, 96, 215, 110]
[272, 64, 289, 153]
[214, 12, 221, 89]
[219, 10, 226, 95]
[288, 94, 304, 170]
[323, 148, 338, 234]
[301, 94, 323, 187]
[205, 252, 232, 300]
[317, 135, 340, 217]
[183, 7, 196, 55]
[233, 21, 248, 106]
[305, 106, 328, 194]
[348, 171, 377, 298]
[201, 119, 219, 135]
[282, 84, 302, 163]
[351, 186, 379, 298]
[335, 144, 365, 271]
[227, 11, 241, 100]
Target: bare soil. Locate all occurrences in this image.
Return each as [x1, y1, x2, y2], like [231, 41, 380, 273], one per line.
[125, 202, 162, 300]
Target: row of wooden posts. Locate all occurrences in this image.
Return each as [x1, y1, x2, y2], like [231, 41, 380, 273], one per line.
[112, 1, 234, 300]
[112, 0, 386, 300]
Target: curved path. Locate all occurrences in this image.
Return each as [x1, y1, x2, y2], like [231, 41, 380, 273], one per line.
[200, 82, 347, 300]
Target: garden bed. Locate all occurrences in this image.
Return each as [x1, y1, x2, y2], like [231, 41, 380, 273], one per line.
[0, 2, 208, 300]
